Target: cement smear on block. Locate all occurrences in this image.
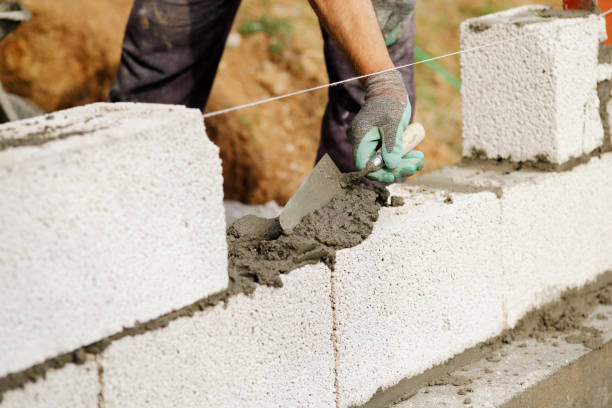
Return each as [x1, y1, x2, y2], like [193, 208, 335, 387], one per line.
[467, 7, 594, 34]
[227, 182, 388, 290]
[463, 146, 608, 174]
[359, 270, 612, 408]
[0, 178, 388, 402]
[597, 79, 612, 152]
[598, 43, 612, 64]
[0, 113, 108, 151]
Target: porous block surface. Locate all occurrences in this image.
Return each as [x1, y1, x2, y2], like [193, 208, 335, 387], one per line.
[496, 158, 611, 326]
[334, 153, 612, 407]
[100, 264, 336, 408]
[0, 103, 228, 376]
[0, 361, 98, 407]
[332, 187, 505, 408]
[395, 304, 612, 408]
[420, 155, 612, 327]
[461, 6, 606, 163]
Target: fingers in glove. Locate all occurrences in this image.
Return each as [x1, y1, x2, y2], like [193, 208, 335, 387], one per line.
[403, 150, 424, 171]
[380, 104, 412, 170]
[390, 157, 421, 179]
[366, 150, 425, 183]
[354, 128, 382, 171]
[366, 168, 395, 184]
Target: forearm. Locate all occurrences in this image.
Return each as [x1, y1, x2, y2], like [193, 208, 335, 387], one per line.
[308, 0, 393, 76]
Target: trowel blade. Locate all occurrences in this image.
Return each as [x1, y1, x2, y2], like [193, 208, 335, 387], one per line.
[279, 154, 343, 233]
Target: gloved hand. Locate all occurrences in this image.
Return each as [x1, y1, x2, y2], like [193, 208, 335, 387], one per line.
[348, 70, 424, 183]
[373, 0, 416, 46]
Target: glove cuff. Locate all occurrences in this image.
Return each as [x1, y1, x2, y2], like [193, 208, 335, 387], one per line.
[364, 70, 407, 101]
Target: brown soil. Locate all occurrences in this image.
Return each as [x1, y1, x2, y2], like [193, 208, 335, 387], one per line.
[204, 1, 461, 204]
[203, 3, 328, 204]
[0, 0, 131, 112]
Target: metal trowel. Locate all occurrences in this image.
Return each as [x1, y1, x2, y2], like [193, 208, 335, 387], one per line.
[279, 122, 426, 233]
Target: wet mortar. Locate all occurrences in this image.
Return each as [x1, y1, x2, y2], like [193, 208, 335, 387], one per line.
[463, 146, 611, 174]
[467, 8, 595, 34]
[0, 113, 109, 151]
[226, 179, 389, 292]
[598, 79, 612, 153]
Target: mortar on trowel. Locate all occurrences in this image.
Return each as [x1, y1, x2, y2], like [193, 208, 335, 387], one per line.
[279, 122, 426, 233]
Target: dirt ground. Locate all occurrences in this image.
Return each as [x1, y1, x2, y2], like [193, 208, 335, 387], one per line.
[0, 0, 545, 204]
[0, 0, 132, 112]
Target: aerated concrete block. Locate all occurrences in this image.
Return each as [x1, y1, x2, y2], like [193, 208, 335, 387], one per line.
[461, 6, 607, 164]
[395, 303, 612, 408]
[332, 187, 505, 408]
[333, 152, 612, 407]
[497, 156, 612, 326]
[0, 361, 98, 407]
[0, 103, 228, 377]
[101, 264, 336, 408]
[411, 153, 612, 327]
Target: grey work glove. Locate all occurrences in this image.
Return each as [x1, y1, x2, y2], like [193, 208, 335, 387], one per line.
[348, 70, 424, 183]
[373, 0, 416, 46]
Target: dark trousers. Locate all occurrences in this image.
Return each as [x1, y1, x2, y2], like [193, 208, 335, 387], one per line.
[110, 0, 416, 173]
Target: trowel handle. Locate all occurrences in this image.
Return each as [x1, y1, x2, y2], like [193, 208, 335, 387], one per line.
[366, 122, 426, 172]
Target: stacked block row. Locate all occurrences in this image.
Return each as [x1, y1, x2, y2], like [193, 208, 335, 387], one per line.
[3, 6, 612, 405]
[5, 151, 610, 408]
[101, 263, 336, 408]
[0, 103, 229, 376]
[332, 153, 612, 407]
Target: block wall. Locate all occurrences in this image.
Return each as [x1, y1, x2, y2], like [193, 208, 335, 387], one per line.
[2, 7, 612, 408]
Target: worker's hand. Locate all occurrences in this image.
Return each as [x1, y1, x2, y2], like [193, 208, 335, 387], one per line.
[349, 70, 423, 183]
[366, 150, 424, 183]
[373, 0, 416, 46]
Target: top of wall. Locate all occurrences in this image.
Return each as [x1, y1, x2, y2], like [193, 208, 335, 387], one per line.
[460, 4, 607, 164]
[0, 102, 197, 151]
[463, 4, 595, 34]
[0, 102, 228, 377]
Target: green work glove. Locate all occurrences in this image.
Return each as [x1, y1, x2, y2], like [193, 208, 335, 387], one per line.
[348, 70, 424, 184]
[373, 0, 416, 46]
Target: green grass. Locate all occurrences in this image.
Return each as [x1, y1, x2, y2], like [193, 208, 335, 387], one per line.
[239, 14, 292, 55]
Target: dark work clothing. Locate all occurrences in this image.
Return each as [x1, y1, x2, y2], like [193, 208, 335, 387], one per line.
[316, 16, 416, 173]
[110, 0, 416, 173]
[110, 0, 241, 108]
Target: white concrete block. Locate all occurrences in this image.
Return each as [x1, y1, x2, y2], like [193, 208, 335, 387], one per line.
[461, 6, 606, 163]
[395, 303, 612, 408]
[101, 264, 336, 408]
[0, 361, 98, 407]
[497, 156, 612, 326]
[332, 187, 505, 408]
[411, 153, 612, 327]
[333, 152, 612, 407]
[0, 103, 228, 377]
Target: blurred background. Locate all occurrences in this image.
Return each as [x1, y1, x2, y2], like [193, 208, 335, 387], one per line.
[0, 0, 547, 204]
